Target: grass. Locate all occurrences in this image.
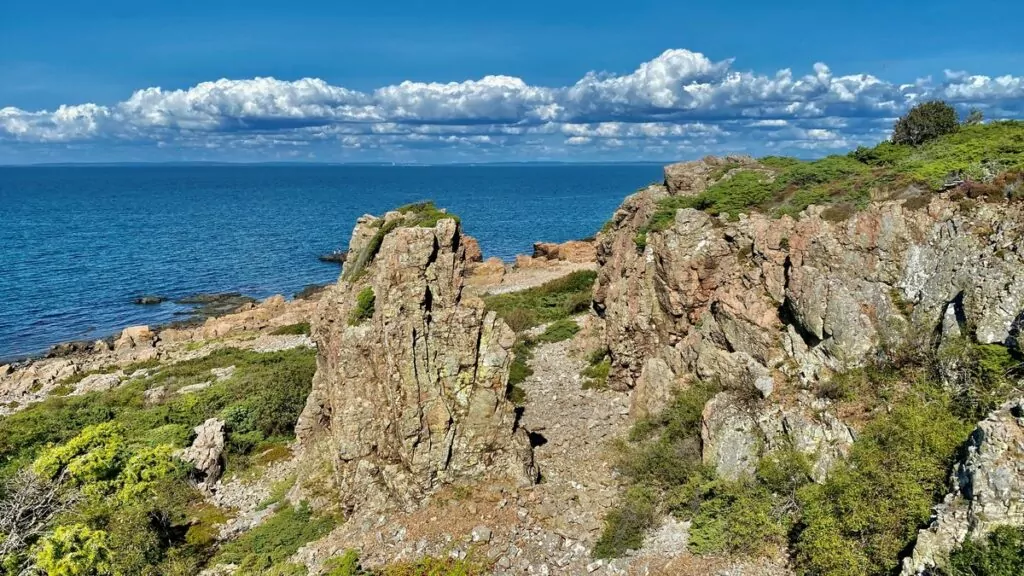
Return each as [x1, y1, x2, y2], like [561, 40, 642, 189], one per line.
[483, 270, 596, 332]
[636, 122, 1024, 238]
[271, 322, 311, 336]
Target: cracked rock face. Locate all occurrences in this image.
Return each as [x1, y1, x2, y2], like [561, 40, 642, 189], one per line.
[181, 418, 226, 491]
[594, 159, 1024, 479]
[901, 397, 1024, 575]
[297, 213, 536, 512]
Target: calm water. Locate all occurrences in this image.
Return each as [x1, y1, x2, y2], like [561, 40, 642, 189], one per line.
[0, 164, 660, 361]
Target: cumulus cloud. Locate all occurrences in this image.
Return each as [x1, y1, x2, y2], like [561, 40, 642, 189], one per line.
[2, 48, 1023, 161]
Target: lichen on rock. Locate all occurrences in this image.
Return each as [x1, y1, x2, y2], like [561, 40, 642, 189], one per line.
[296, 208, 537, 513]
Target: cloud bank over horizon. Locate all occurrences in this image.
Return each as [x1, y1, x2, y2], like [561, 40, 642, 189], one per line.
[2, 49, 1023, 163]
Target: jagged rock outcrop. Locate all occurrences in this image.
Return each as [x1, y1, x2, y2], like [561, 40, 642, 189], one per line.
[296, 210, 537, 513]
[595, 158, 1024, 479]
[901, 397, 1024, 574]
[181, 418, 227, 491]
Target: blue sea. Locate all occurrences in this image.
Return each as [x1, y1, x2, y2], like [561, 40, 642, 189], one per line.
[0, 164, 661, 361]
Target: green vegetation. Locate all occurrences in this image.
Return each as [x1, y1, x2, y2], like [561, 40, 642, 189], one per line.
[634, 121, 1024, 240]
[594, 382, 720, 558]
[485, 272, 595, 407]
[323, 550, 489, 576]
[892, 100, 960, 146]
[595, 334, 1021, 574]
[534, 319, 580, 344]
[794, 396, 972, 576]
[943, 525, 1024, 576]
[343, 202, 460, 281]
[581, 348, 611, 390]
[271, 322, 311, 336]
[33, 524, 114, 576]
[483, 270, 596, 332]
[348, 287, 376, 325]
[212, 503, 336, 575]
[0, 347, 317, 575]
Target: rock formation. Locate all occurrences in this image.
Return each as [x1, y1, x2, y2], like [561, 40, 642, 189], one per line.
[181, 418, 227, 492]
[594, 159, 1024, 479]
[901, 397, 1024, 574]
[532, 239, 598, 264]
[296, 209, 537, 512]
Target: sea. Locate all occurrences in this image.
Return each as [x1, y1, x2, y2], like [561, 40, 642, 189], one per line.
[0, 164, 662, 361]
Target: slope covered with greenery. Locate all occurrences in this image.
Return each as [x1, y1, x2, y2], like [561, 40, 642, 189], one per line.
[635, 119, 1024, 248]
[0, 347, 324, 575]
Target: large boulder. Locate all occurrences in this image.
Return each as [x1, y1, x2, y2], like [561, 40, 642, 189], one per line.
[114, 325, 155, 351]
[296, 211, 536, 512]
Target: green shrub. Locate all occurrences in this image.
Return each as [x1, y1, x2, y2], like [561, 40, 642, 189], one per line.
[348, 287, 376, 325]
[892, 101, 960, 146]
[271, 322, 311, 336]
[483, 270, 596, 332]
[938, 339, 1022, 420]
[535, 319, 580, 344]
[592, 486, 657, 558]
[324, 550, 364, 576]
[33, 524, 114, 576]
[794, 396, 973, 576]
[945, 525, 1024, 576]
[581, 353, 610, 390]
[213, 503, 336, 575]
[688, 478, 788, 556]
[849, 141, 913, 166]
[595, 382, 721, 558]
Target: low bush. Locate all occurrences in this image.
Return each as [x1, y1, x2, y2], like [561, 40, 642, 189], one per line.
[271, 322, 311, 336]
[794, 395, 973, 576]
[580, 350, 610, 390]
[937, 339, 1023, 421]
[212, 503, 336, 575]
[687, 478, 788, 556]
[348, 287, 376, 325]
[535, 319, 580, 344]
[944, 525, 1024, 576]
[592, 486, 658, 558]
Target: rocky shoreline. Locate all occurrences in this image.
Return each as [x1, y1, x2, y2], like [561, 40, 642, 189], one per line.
[4, 127, 1024, 576]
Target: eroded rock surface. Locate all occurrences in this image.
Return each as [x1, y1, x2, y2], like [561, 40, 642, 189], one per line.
[296, 212, 536, 512]
[594, 159, 1024, 478]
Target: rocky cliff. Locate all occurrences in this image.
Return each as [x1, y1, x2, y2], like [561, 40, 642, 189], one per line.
[594, 158, 1024, 479]
[296, 208, 537, 513]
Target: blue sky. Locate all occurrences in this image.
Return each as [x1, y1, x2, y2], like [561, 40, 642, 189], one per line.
[2, 0, 1023, 163]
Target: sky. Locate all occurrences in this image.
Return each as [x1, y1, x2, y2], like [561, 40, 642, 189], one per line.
[1, 0, 1023, 164]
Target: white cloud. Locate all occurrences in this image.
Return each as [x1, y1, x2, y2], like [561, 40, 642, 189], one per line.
[2, 48, 1023, 161]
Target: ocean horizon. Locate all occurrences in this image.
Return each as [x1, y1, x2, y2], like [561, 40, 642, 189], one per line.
[0, 163, 661, 361]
